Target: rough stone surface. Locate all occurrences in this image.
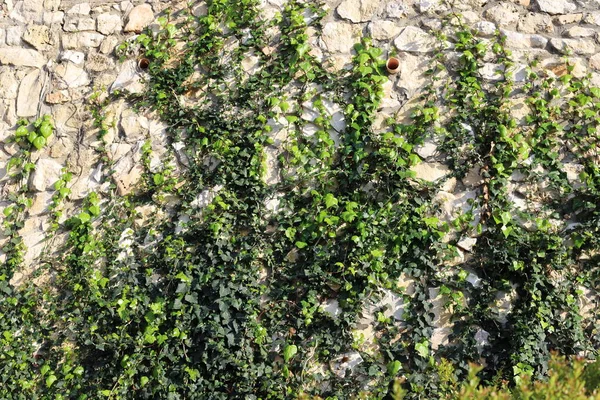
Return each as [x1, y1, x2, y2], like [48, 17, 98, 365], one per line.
[23, 25, 51, 50]
[17, 70, 43, 117]
[54, 63, 90, 89]
[549, 38, 596, 55]
[517, 13, 553, 33]
[394, 26, 436, 53]
[320, 22, 355, 53]
[500, 30, 548, 49]
[536, 0, 576, 15]
[124, 4, 154, 33]
[368, 20, 402, 41]
[484, 3, 520, 27]
[30, 158, 63, 191]
[590, 53, 600, 70]
[337, 0, 379, 23]
[0, 48, 45, 68]
[97, 13, 123, 35]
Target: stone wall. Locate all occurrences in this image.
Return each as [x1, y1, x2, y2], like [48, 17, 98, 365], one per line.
[0, 0, 599, 350]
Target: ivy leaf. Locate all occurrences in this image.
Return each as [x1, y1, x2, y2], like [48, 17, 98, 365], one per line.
[46, 375, 57, 388]
[283, 344, 297, 362]
[324, 193, 338, 209]
[295, 241, 307, 249]
[415, 340, 429, 358]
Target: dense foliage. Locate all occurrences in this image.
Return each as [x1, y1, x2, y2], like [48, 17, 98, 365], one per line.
[2, 0, 600, 398]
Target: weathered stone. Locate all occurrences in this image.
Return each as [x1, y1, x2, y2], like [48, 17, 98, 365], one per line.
[60, 50, 84, 64]
[474, 20, 496, 36]
[393, 26, 436, 53]
[320, 22, 355, 53]
[590, 53, 600, 70]
[64, 16, 96, 32]
[67, 3, 91, 15]
[584, 12, 600, 26]
[110, 60, 146, 94]
[396, 52, 429, 98]
[368, 20, 402, 41]
[45, 90, 70, 104]
[62, 32, 105, 49]
[411, 162, 450, 181]
[23, 25, 51, 50]
[0, 69, 19, 99]
[120, 109, 148, 142]
[536, 0, 576, 15]
[100, 36, 119, 55]
[86, 52, 114, 72]
[484, 3, 520, 27]
[30, 158, 63, 191]
[337, 0, 379, 23]
[564, 26, 596, 38]
[549, 38, 596, 55]
[22, 0, 44, 22]
[500, 29, 548, 49]
[113, 143, 144, 195]
[17, 70, 42, 117]
[124, 4, 154, 33]
[6, 26, 23, 46]
[97, 13, 122, 35]
[43, 11, 64, 25]
[517, 13, 553, 33]
[385, 2, 409, 19]
[29, 191, 53, 216]
[54, 63, 90, 89]
[555, 13, 582, 24]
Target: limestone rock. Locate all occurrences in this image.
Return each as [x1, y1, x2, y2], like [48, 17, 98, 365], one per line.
[45, 90, 70, 104]
[23, 25, 51, 50]
[320, 22, 355, 53]
[393, 26, 436, 53]
[474, 21, 496, 36]
[6, 26, 23, 46]
[584, 12, 600, 26]
[500, 30, 548, 49]
[86, 53, 114, 72]
[536, 0, 576, 15]
[549, 38, 596, 55]
[67, 3, 91, 15]
[120, 109, 148, 142]
[113, 143, 144, 195]
[100, 36, 119, 55]
[368, 20, 402, 41]
[396, 52, 428, 97]
[517, 13, 553, 33]
[0, 48, 45, 68]
[564, 26, 596, 38]
[411, 162, 450, 181]
[97, 13, 122, 35]
[590, 53, 600, 70]
[385, 2, 409, 19]
[60, 50, 84, 64]
[54, 63, 90, 89]
[110, 60, 146, 94]
[64, 16, 96, 32]
[555, 13, 582, 24]
[62, 32, 105, 49]
[337, 0, 379, 23]
[17, 70, 42, 117]
[29, 191, 53, 216]
[43, 11, 64, 25]
[30, 158, 63, 191]
[124, 4, 154, 33]
[0, 69, 19, 99]
[484, 3, 520, 27]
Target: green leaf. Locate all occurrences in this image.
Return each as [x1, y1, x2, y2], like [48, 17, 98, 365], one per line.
[324, 193, 338, 209]
[415, 340, 429, 358]
[387, 360, 402, 376]
[283, 344, 297, 362]
[78, 212, 91, 223]
[32, 136, 46, 150]
[46, 375, 57, 387]
[140, 376, 149, 387]
[295, 241, 307, 249]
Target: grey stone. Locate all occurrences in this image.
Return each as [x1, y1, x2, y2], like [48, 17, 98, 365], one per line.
[120, 109, 148, 142]
[124, 4, 154, 33]
[86, 52, 113, 72]
[584, 12, 600, 26]
[43, 11, 64, 25]
[590, 53, 600, 70]
[474, 21, 497, 36]
[337, 0, 379, 23]
[100, 36, 119, 55]
[393, 26, 436, 53]
[60, 50, 84, 64]
[17, 70, 42, 117]
[537, 0, 576, 15]
[110, 60, 146, 94]
[62, 32, 105, 49]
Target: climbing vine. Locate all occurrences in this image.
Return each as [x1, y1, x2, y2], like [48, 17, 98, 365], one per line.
[1, 1, 600, 399]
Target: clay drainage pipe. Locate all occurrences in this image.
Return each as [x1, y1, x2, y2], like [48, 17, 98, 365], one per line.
[386, 57, 400, 75]
[138, 57, 150, 70]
